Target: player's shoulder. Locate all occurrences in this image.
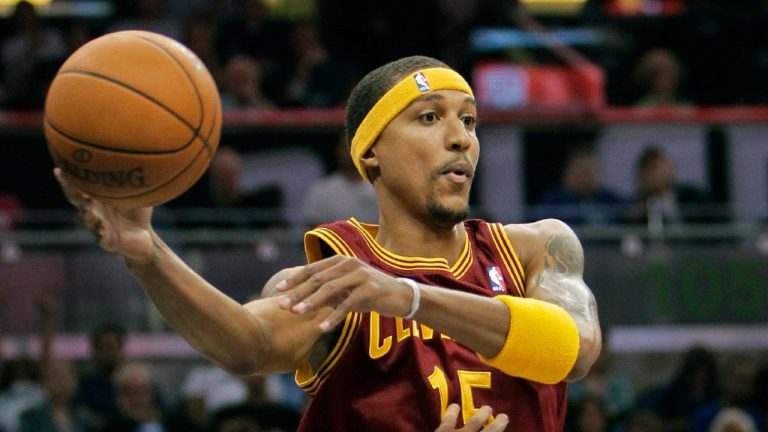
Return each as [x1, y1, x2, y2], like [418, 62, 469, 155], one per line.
[500, 218, 581, 260]
[501, 218, 575, 241]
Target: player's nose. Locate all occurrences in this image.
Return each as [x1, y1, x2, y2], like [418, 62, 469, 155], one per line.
[445, 117, 472, 152]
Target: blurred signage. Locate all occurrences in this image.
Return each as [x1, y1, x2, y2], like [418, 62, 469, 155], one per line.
[473, 62, 605, 109]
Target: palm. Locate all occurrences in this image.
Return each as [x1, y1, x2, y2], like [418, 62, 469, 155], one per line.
[94, 202, 154, 261]
[55, 168, 156, 262]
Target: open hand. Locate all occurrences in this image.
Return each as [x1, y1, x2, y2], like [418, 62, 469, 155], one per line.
[275, 255, 414, 331]
[54, 168, 155, 263]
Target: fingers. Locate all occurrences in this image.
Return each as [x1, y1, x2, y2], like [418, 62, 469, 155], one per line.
[277, 256, 359, 311]
[483, 413, 509, 432]
[435, 404, 461, 432]
[53, 168, 89, 208]
[464, 406, 494, 431]
[276, 255, 347, 293]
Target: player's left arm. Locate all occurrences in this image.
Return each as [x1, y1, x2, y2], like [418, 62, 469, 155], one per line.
[507, 219, 602, 381]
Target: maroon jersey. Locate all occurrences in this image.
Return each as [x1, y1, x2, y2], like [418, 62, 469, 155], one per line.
[296, 218, 568, 432]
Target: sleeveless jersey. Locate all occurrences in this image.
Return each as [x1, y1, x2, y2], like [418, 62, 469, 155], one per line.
[296, 218, 568, 432]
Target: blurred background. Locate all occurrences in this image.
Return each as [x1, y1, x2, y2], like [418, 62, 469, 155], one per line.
[0, 0, 767, 431]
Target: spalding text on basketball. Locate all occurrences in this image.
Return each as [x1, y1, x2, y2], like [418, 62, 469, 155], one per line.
[57, 158, 149, 188]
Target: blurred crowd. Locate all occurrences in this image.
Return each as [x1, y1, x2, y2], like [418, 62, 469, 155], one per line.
[2, 0, 768, 111]
[0, 298, 766, 432]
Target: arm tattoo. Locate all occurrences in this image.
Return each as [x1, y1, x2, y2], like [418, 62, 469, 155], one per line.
[532, 232, 597, 324]
[543, 232, 584, 275]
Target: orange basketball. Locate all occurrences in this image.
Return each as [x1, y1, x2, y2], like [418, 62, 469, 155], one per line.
[44, 30, 221, 208]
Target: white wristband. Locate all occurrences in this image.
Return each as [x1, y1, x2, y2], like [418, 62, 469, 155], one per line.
[397, 277, 420, 319]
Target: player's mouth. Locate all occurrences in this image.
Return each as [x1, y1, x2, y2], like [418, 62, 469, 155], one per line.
[440, 161, 474, 184]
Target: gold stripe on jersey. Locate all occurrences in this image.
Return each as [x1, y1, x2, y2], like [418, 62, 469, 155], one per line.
[488, 223, 526, 297]
[348, 218, 473, 278]
[299, 227, 361, 396]
[296, 311, 362, 396]
[304, 227, 357, 262]
[488, 223, 525, 295]
[315, 227, 357, 258]
[450, 236, 473, 280]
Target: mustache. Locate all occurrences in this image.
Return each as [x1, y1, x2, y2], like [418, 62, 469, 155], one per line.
[431, 156, 475, 179]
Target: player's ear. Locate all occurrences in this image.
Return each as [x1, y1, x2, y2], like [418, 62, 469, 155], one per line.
[360, 147, 379, 178]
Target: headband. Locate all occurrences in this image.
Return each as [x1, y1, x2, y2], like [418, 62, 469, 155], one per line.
[350, 67, 474, 182]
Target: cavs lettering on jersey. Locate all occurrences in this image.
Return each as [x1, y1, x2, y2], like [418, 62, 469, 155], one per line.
[296, 218, 568, 432]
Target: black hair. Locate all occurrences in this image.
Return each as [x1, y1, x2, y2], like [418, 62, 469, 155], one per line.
[344, 55, 450, 148]
[637, 145, 666, 172]
[89, 322, 126, 346]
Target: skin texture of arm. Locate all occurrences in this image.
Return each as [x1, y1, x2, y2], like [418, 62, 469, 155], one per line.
[127, 244, 331, 374]
[55, 168, 330, 376]
[505, 218, 602, 381]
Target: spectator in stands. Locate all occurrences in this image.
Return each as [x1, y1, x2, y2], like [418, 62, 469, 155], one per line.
[620, 409, 662, 432]
[0, 296, 56, 432]
[635, 346, 720, 432]
[19, 359, 90, 432]
[0, 0, 67, 110]
[214, 0, 286, 67]
[0, 192, 23, 260]
[210, 375, 301, 432]
[302, 134, 378, 227]
[754, 364, 768, 432]
[74, 323, 126, 431]
[626, 146, 713, 227]
[566, 394, 610, 432]
[568, 348, 635, 421]
[181, 10, 222, 84]
[0, 357, 45, 432]
[106, 0, 181, 40]
[530, 144, 627, 226]
[690, 357, 765, 432]
[220, 55, 275, 110]
[633, 48, 689, 108]
[708, 408, 759, 432]
[167, 365, 247, 432]
[209, 405, 262, 432]
[170, 146, 285, 228]
[265, 20, 359, 108]
[101, 362, 168, 432]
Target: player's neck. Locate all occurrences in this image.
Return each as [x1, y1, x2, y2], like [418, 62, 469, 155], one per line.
[375, 213, 466, 265]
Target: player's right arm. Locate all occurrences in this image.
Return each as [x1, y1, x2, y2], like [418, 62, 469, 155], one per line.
[55, 168, 328, 375]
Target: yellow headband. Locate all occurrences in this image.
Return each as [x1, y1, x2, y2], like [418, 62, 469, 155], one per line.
[350, 67, 474, 182]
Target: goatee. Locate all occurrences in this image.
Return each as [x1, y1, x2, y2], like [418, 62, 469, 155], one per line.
[427, 201, 469, 227]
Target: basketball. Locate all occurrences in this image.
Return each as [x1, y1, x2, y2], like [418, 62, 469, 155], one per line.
[44, 30, 222, 208]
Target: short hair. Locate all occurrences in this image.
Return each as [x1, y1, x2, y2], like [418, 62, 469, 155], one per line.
[344, 56, 450, 148]
[90, 322, 126, 346]
[637, 145, 666, 172]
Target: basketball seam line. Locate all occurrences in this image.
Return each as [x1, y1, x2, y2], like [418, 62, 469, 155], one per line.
[134, 34, 205, 135]
[45, 116, 193, 155]
[48, 132, 208, 201]
[56, 69, 200, 137]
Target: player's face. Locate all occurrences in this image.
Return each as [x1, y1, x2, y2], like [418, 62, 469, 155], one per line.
[373, 89, 479, 227]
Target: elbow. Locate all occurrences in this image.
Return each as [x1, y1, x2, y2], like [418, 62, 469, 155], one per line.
[566, 327, 603, 382]
[204, 344, 268, 377]
[200, 322, 272, 377]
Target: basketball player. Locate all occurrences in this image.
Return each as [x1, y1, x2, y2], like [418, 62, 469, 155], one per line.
[55, 56, 601, 431]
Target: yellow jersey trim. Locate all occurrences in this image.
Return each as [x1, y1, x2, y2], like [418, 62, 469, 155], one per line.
[296, 311, 362, 396]
[488, 223, 526, 296]
[348, 218, 472, 278]
[297, 226, 361, 395]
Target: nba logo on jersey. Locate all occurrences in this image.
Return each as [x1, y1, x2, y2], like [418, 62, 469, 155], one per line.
[487, 266, 506, 293]
[414, 72, 430, 93]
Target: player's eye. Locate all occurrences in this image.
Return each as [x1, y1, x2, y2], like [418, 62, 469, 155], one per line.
[461, 114, 476, 128]
[419, 112, 438, 123]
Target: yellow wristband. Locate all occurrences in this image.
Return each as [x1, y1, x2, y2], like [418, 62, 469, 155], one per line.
[477, 295, 579, 384]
